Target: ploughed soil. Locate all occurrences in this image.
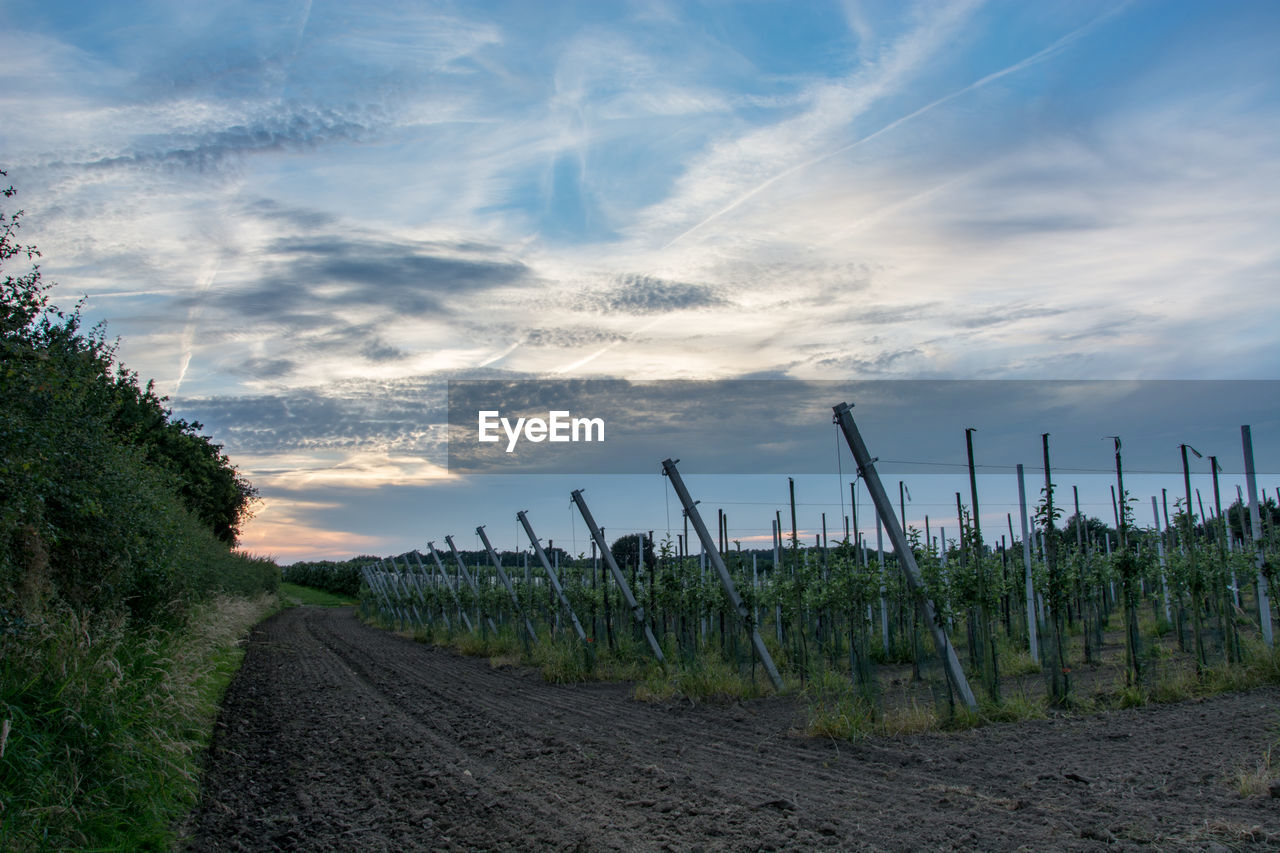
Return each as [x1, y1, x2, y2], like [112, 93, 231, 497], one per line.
[184, 607, 1280, 851]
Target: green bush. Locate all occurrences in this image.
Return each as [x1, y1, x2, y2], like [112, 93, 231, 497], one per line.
[1, 170, 265, 622]
[0, 170, 277, 848]
[282, 556, 369, 597]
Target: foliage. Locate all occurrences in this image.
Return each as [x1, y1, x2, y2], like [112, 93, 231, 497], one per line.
[1, 172, 262, 623]
[279, 581, 357, 607]
[281, 556, 370, 597]
[0, 594, 276, 850]
[610, 532, 655, 573]
[0, 171, 277, 849]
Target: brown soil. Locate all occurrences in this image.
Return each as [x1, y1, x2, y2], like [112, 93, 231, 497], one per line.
[184, 607, 1280, 851]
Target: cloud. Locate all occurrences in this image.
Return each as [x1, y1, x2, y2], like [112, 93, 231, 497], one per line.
[214, 233, 530, 320]
[950, 305, 1069, 330]
[815, 348, 924, 374]
[573, 274, 728, 315]
[841, 304, 938, 325]
[233, 357, 298, 379]
[634, 0, 985, 247]
[41, 103, 385, 175]
[172, 378, 449, 456]
[242, 198, 338, 230]
[523, 327, 627, 348]
[360, 337, 407, 363]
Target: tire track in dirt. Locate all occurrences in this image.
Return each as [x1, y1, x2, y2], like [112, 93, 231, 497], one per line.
[186, 607, 1280, 851]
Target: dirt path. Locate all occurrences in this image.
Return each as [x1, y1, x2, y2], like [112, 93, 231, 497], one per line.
[185, 607, 1279, 851]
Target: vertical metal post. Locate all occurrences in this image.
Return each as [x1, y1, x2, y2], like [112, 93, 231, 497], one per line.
[1208, 455, 1239, 662]
[772, 518, 783, 646]
[518, 511, 588, 643]
[660, 460, 782, 689]
[752, 552, 760, 630]
[966, 428, 995, 699]
[833, 403, 978, 713]
[1016, 464, 1039, 661]
[1180, 444, 1206, 670]
[1151, 498, 1172, 621]
[476, 526, 539, 645]
[875, 506, 889, 651]
[1243, 425, 1273, 647]
[569, 490, 666, 662]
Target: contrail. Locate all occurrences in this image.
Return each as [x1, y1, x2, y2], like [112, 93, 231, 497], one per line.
[552, 316, 664, 375]
[663, 3, 1131, 250]
[477, 337, 524, 368]
[173, 258, 221, 394]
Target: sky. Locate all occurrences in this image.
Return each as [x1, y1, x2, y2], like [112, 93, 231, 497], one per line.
[3, 0, 1279, 562]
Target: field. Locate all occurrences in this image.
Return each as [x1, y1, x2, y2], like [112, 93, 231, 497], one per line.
[184, 606, 1279, 851]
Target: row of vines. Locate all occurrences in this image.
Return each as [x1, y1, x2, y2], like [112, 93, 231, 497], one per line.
[292, 424, 1279, 716]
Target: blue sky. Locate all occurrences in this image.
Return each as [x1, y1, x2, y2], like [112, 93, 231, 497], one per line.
[3, 0, 1279, 560]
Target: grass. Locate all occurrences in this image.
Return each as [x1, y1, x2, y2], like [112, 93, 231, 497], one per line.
[633, 650, 771, 704]
[0, 592, 277, 851]
[1233, 740, 1276, 797]
[1124, 640, 1280, 706]
[997, 640, 1042, 677]
[804, 691, 949, 740]
[360, 595, 1280, 741]
[800, 660, 1050, 740]
[279, 581, 356, 607]
[373, 609, 778, 704]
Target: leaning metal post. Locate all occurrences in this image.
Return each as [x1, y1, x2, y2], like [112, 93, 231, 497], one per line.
[833, 402, 979, 713]
[445, 534, 498, 635]
[569, 490, 667, 662]
[425, 544, 473, 632]
[410, 552, 450, 630]
[397, 556, 429, 628]
[518, 510, 589, 643]
[476, 526, 539, 645]
[361, 564, 392, 617]
[659, 460, 783, 690]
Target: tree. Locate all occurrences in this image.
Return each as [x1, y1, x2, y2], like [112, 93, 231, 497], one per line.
[2, 169, 259, 619]
[610, 532, 655, 574]
[0, 171, 46, 340]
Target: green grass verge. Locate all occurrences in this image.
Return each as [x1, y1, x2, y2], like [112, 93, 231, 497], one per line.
[0, 593, 277, 851]
[361, 608, 778, 704]
[279, 582, 357, 608]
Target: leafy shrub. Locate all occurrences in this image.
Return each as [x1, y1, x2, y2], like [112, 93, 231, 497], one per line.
[0, 170, 277, 848]
[281, 556, 370, 597]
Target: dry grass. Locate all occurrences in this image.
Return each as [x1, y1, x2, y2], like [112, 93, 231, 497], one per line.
[1232, 741, 1276, 797]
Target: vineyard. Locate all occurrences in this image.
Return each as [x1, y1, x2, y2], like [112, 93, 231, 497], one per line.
[285, 404, 1280, 727]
